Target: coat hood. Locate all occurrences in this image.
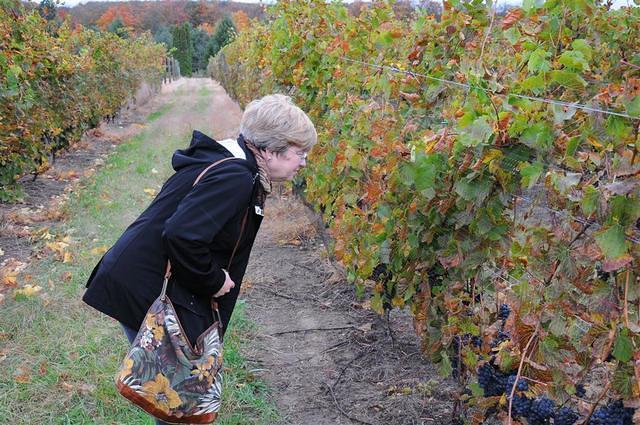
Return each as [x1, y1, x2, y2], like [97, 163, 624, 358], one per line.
[171, 131, 257, 172]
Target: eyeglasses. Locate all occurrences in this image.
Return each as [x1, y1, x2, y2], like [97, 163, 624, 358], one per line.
[290, 148, 308, 161]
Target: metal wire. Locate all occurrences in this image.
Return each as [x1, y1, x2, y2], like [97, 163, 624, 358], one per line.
[341, 57, 640, 121]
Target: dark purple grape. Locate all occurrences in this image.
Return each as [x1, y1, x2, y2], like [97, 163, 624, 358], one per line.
[527, 397, 556, 424]
[589, 399, 634, 425]
[477, 362, 508, 397]
[505, 374, 528, 393]
[498, 303, 511, 320]
[512, 394, 531, 416]
[554, 406, 579, 425]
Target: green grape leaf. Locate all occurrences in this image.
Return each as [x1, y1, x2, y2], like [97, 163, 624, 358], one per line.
[612, 328, 633, 362]
[520, 161, 544, 189]
[571, 39, 593, 61]
[581, 185, 599, 216]
[520, 123, 554, 151]
[625, 96, 640, 118]
[558, 50, 590, 71]
[550, 70, 587, 89]
[595, 224, 627, 259]
[528, 48, 551, 73]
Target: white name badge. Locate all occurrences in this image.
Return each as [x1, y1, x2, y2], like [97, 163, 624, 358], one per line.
[255, 205, 264, 216]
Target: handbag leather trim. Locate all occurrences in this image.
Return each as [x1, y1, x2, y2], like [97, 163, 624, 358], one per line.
[116, 380, 217, 424]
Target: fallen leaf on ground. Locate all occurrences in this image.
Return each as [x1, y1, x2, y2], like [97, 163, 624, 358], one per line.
[39, 361, 47, 375]
[14, 366, 31, 383]
[61, 271, 72, 281]
[14, 284, 42, 298]
[90, 246, 108, 256]
[60, 382, 74, 391]
[151, 168, 159, 174]
[143, 188, 157, 196]
[1, 274, 18, 287]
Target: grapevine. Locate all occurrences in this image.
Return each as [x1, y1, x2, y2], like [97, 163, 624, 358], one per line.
[210, 0, 640, 422]
[0, 1, 165, 199]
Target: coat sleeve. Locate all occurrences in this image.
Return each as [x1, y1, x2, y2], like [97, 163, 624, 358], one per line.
[161, 162, 254, 296]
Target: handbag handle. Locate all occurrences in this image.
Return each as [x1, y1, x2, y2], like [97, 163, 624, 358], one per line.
[160, 156, 251, 313]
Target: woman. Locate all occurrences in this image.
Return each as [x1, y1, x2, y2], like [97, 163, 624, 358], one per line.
[83, 94, 316, 424]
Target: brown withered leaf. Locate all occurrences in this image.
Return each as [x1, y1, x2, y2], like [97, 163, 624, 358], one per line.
[1, 274, 17, 287]
[501, 8, 523, 30]
[60, 382, 74, 392]
[400, 91, 421, 103]
[439, 253, 462, 269]
[14, 366, 31, 383]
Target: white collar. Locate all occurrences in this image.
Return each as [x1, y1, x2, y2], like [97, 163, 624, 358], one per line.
[218, 138, 246, 160]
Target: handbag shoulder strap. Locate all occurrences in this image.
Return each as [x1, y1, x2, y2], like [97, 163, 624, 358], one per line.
[161, 156, 250, 300]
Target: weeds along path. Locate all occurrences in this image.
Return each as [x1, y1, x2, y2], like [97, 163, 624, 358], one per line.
[0, 78, 278, 424]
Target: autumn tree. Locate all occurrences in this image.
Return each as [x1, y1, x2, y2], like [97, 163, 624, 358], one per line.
[96, 5, 139, 32]
[172, 22, 193, 76]
[231, 10, 249, 32]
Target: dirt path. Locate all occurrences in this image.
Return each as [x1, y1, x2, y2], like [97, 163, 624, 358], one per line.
[0, 78, 457, 424]
[242, 197, 457, 425]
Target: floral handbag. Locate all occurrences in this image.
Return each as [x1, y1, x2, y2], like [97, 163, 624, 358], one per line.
[115, 157, 248, 424]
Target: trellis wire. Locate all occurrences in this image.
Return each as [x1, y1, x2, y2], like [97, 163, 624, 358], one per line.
[341, 57, 640, 121]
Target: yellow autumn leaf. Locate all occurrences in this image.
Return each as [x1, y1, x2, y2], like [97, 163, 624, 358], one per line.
[391, 295, 405, 308]
[14, 284, 42, 298]
[90, 246, 108, 256]
[143, 188, 157, 196]
[62, 252, 73, 263]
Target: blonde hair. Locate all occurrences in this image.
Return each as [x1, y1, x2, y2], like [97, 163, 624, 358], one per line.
[239, 94, 317, 153]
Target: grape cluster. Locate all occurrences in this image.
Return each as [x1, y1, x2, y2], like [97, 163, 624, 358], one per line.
[512, 394, 532, 416]
[554, 407, 579, 425]
[477, 362, 508, 397]
[498, 303, 511, 321]
[526, 397, 556, 424]
[505, 374, 528, 393]
[589, 400, 634, 425]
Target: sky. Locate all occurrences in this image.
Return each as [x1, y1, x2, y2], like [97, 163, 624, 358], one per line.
[55, 0, 635, 11]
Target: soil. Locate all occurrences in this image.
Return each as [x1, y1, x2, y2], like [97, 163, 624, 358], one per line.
[0, 78, 458, 424]
[242, 197, 458, 424]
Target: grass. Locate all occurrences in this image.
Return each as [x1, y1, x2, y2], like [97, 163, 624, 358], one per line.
[145, 103, 173, 123]
[0, 92, 279, 424]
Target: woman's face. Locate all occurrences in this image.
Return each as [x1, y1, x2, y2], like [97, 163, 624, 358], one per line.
[266, 146, 308, 181]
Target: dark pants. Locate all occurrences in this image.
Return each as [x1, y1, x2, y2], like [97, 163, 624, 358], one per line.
[121, 324, 171, 425]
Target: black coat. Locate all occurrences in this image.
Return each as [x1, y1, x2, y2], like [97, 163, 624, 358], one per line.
[82, 131, 264, 344]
